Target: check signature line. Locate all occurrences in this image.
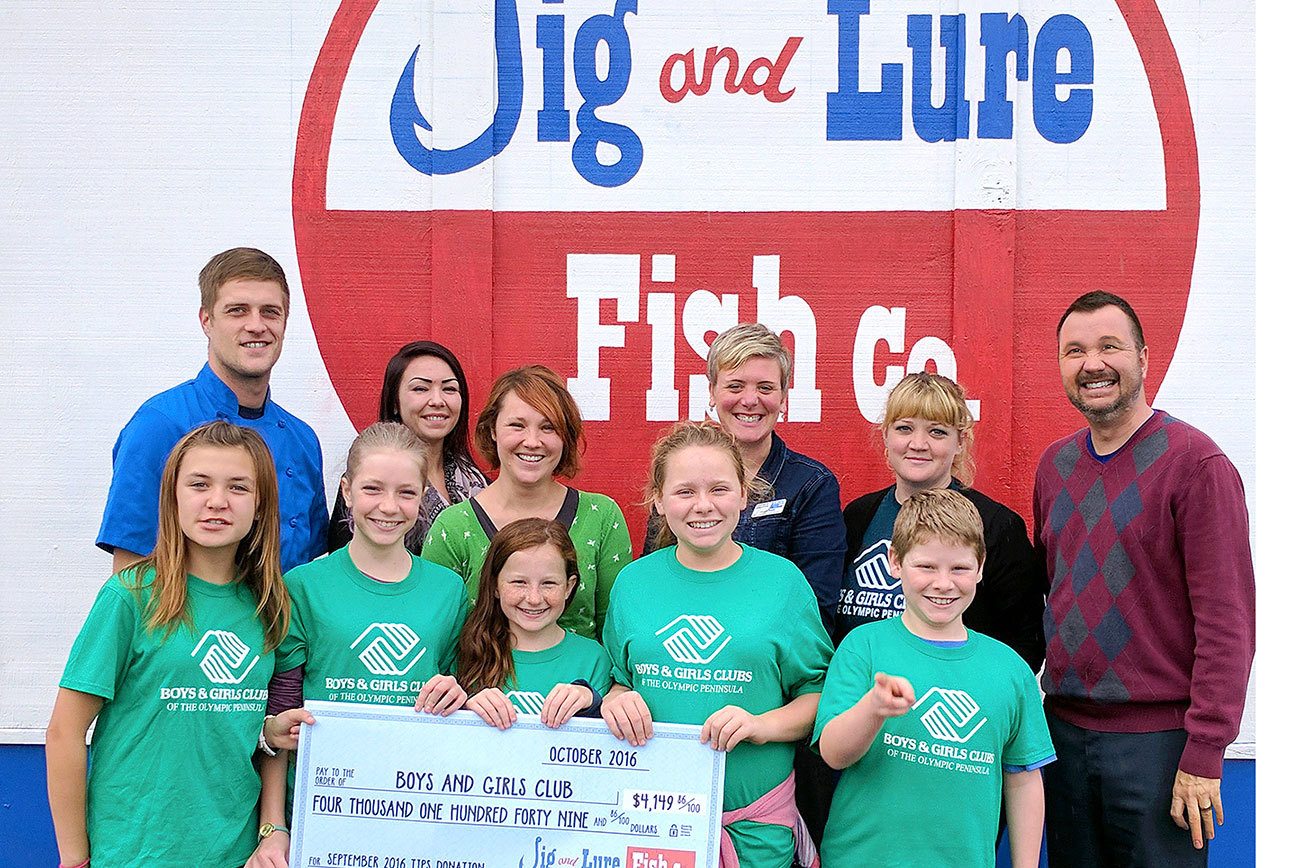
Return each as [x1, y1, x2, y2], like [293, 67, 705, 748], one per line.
[308, 810, 660, 836]
[311, 782, 617, 806]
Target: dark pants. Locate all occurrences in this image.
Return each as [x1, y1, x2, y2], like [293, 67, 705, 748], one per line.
[1043, 712, 1210, 868]
[793, 746, 837, 848]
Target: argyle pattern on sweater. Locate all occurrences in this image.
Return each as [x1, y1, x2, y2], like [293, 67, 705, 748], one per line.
[1040, 420, 1172, 702]
[1035, 410, 1254, 776]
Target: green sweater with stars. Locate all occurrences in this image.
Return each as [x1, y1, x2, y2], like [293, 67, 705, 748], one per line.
[421, 489, 632, 640]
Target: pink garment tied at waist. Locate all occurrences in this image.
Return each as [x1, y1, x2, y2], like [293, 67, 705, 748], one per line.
[719, 771, 819, 868]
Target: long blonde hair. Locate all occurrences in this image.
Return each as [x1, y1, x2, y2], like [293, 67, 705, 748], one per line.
[127, 421, 290, 650]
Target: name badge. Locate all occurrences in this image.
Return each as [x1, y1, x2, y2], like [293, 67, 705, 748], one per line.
[752, 498, 787, 518]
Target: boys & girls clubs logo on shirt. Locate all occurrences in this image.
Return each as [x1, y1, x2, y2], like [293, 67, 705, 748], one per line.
[914, 687, 988, 744]
[840, 540, 905, 622]
[630, 616, 752, 694]
[192, 629, 261, 684]
[853, 540, 899, 592]
[351, 621, 428, 676]
[657, 615, 731, 666]
[882, 687, 997, 775]
[509, 691, 549, 715]
[157, 631, 268, 712]
[319, 622, 430, 699]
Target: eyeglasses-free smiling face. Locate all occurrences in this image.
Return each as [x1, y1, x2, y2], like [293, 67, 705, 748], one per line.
[497, 544, 576, 646]
[890, 536, 983, 642]
[654, 444, 747, 564]
[342, 450, 425, 548]
[493, 391, 564, 486]
[884, 417, 964, 498]
[176, 445, 259, 553]
[397, 355, 463, 447]
[1057, 305, 1149, 425]
[709, 357, 787, 449]
[200, 278, 287, 385]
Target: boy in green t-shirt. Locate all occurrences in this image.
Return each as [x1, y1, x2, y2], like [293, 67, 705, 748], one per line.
[814, 489, 1054, 868]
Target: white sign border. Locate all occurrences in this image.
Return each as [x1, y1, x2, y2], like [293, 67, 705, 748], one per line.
[291, 700, 726, 868]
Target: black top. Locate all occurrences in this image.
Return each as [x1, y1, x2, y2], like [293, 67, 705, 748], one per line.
[842, 485, 1048, 673]
[468, 486, 581, 537]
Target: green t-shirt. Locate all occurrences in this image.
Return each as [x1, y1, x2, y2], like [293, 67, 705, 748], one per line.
[502, 631, 613, 715]
[420, 489, 632, 639]
[277, 547, 468, 705]
[602, 545, 832, 868]
[59, 569, 274, 867]
[813, 616, 1055, 868]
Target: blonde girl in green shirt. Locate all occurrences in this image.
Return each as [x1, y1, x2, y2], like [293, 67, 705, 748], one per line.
[447, 517, 613, 729]
[602, 422, 832, 868]
[259, 422, 470, 864]
[47, 422, 291, 868]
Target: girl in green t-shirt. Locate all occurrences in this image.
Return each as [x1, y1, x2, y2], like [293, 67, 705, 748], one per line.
[602, 422, 831, 868]
[259, 423, 471, 862]
[450, 517, 613, 730]
[47, 421, 292, 868]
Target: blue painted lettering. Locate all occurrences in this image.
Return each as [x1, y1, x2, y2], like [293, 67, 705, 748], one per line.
[827, 3, 1094, 143]
[390, 0, 523, 174]
[1032, 14, 1094, 143]
[390, 0, 641, 187]
[572, 0, 642, 186]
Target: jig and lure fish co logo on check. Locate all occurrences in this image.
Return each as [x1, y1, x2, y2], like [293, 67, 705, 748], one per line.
[913, 687, 988, 744]
[657, 615, 732, 665]
[191, 630, 261, 685]
[351, 622, 428, 676]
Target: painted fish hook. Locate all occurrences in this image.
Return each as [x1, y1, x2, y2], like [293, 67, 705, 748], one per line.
[390, 0, 523, 175]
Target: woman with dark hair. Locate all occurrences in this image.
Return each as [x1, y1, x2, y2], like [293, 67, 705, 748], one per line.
[327, 341, 488, 554]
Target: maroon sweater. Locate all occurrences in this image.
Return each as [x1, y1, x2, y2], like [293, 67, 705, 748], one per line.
[1034, 410, 1254, 778]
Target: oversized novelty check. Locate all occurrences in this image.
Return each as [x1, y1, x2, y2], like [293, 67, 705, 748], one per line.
[291, 701, 724, 868]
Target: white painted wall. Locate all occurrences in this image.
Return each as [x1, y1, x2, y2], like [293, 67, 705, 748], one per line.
[0, 1, 1255, 756]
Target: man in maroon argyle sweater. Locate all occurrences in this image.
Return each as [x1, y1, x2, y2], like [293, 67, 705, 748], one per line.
[1034, 291, 1254, 866]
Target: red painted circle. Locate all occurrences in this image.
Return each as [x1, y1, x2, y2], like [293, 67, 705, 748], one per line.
[292, 1, 1198, 537]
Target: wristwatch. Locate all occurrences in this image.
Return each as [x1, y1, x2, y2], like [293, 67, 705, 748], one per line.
[259, 823, 290, 840]
[258, 714, 279, 757]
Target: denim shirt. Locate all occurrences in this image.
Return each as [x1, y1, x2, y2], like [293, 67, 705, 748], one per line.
[644, 432, 845, 631]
